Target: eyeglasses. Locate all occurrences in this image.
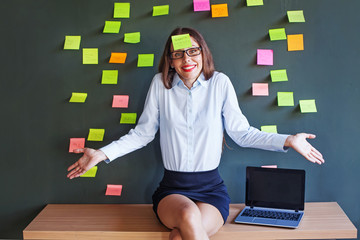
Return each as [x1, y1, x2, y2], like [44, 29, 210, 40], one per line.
[170, 47, 202, 59]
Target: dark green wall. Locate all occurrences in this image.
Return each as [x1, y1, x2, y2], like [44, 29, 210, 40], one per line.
[0, 0, 359, 238]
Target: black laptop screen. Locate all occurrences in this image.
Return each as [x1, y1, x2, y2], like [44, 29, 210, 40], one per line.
[246, 167, 305, 211]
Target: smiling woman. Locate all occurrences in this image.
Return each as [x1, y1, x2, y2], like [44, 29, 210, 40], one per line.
[158, 27, 215, 89]
[67, 27, 324, 240]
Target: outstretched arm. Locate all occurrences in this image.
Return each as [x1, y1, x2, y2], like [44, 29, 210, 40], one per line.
[284, 133, 324, 165]
[67, 148, 108, 179]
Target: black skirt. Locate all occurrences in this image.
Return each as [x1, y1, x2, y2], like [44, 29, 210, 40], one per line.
[152, 168, 231, 224]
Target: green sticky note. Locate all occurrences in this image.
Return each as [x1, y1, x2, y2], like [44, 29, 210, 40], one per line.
[64, 36, 81, 50]
[120, 113, 137, 124]
[277, 92, 294, 106]
[246, 0, 264, 6]
[261, 125, 278, 133]
[270, 69, 288, 82]
[287, 10, 305, 22]
[153, 5, 169, 16]
[171, 34, 192, 51]
[69, 92, 87, 103]
[101, 70, 118, 84]
[87, 128, 105, 141]
[80, 166, 98, 177]
[103, 21, 121, 33]
[124, 32, 140, 43]
[269, 28, 287, 41]
[83, 48, 98, 64]
[299, 99, 317, 113]
[137, 54, 154, 67]
[114, 2, 130, 18]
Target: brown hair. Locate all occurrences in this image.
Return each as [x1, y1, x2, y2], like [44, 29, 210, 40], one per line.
[158, 27, 215, 89]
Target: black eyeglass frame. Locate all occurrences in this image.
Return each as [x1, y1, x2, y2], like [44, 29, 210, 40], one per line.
[169, 47, 202, 59]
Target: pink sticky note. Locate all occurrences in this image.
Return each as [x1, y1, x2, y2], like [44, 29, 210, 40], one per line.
[105, 184, 123, 196]
[69, 138, 85, 152]
[252, 83, 269, 96]
[193, 0, 210, 11]
[261, 165, 278, 168]
[257, 49, 273, 65]
[112, 95, 129, 108]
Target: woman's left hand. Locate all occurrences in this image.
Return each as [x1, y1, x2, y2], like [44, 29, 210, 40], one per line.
[284, 133, 325, 165]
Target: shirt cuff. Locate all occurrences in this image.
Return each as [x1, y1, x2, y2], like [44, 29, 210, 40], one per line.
[99, 143, 121, 163]
[277, 134, 290, 152]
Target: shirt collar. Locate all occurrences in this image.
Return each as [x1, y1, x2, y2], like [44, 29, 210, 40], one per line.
[172, 72, 208, 89]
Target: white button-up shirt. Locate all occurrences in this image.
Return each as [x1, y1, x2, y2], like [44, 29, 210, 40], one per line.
[100, 72, 288, 172]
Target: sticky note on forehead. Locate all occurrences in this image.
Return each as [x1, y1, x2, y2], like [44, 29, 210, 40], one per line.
[171, 34, 192, 51]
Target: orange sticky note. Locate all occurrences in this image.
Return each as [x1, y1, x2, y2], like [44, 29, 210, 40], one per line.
[112, 95, 129, 108]
[211, 4, 228, 18]
[109, 52, 127, 63]
[105, 184, 123, 196]
[287, 34, 304, 51]
[69, 138, 85, 153]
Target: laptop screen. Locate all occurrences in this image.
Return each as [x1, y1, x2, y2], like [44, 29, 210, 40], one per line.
[246, 167, 305, 211]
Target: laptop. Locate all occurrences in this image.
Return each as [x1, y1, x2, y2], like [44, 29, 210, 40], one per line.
[235, 166, 305, 228]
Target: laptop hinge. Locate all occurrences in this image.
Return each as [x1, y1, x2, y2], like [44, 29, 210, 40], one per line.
[295, 209, 299, 212]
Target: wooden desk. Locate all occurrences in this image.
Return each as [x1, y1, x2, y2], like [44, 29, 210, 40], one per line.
[23, 202, 357, 239]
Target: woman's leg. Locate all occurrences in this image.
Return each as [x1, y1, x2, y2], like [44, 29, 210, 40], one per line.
[195, 202, 224, 237]
[157, 194, 209, 240]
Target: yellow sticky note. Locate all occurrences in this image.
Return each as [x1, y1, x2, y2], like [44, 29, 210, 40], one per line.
[211, 4, 228, 18]
[171, 34, 192, 51]
[101, 70, 118, 84]
[269, 28, 287, 41]
[287, 34, 304, 51]
[83, 48, 98, 64]
[153, 5, 169, 16]
[299, 99, 317, 113]
[114, 2, 130, 18]
[270, 69, 288, 82]
[69, 92, 87, 103]
[137, 54, 154, 67]
[277, 92, 294, 106]
[103, 21, 121, 33]
[80, 166, 98, 177]
[247, 0, 264, 6]
[261, 125, 278, 133]
[287, 10, 305, 23]
[64, 36, 81, 50]
[120, 113, 137, 124]
[109, 52, 127, 64]
[87, 129, 105, 141]
[124, 32, 140, 43]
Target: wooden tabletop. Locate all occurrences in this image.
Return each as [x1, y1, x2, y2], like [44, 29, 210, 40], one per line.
[23, 202, 357, 239]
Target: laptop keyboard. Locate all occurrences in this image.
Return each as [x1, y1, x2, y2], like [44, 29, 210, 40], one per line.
[241, 209, 301, 221]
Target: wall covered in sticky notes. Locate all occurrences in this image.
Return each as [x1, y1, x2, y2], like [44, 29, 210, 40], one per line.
[1, 0, 360, 238]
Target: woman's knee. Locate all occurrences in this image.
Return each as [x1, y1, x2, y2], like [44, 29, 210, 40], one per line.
[176, 202, 202, 228]
[169, 228, 182, 240]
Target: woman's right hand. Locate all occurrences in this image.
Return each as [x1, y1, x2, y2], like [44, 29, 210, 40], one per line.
[67, 148, 107, 179]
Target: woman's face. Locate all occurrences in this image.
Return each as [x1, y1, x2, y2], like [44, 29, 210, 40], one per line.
[170, 37, 203, 84]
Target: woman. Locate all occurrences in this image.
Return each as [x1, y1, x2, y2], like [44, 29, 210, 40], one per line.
[67, 27, 324, 240]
